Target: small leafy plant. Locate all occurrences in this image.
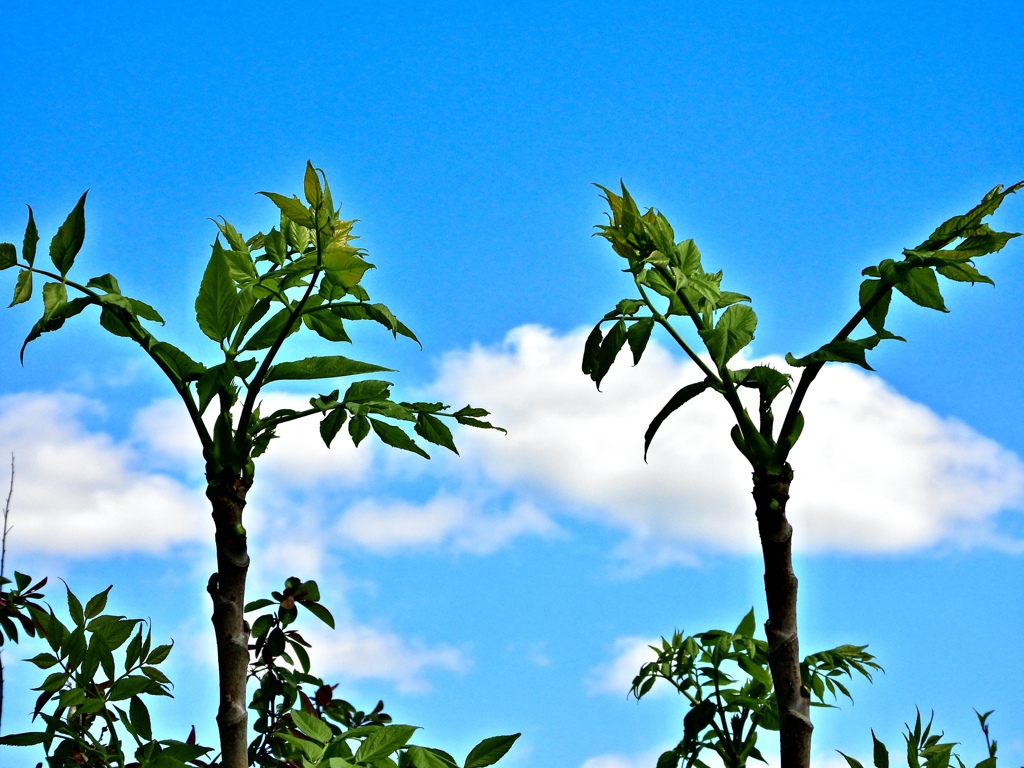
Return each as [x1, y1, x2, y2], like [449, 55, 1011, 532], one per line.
[838, 710, 1000, 768]
[632, 610, 880, 768]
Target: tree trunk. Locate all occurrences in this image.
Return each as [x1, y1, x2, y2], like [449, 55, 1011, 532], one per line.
[207, 475, 253, 768]
[752, 468, 811, 768]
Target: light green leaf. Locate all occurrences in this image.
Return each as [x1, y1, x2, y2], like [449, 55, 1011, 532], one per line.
[263, 227, 288, 264]
[292, 708, 333, 744]
[894, 267, 947, 312]
[935, 261, 994, 285]
[323, 247, 373, 289]
[195, 240, 240, 342]
[354, 725, 418, 764]
[41, 281, 67, 321]
[408, 746, 454, 768]
[370, 418, 430, 459]
[699, 304, 757, 368]
[264, 355, 394, 384]
[9, 268, 32, 306]
[464, 734, 521, 768]
[260, 191, 315, 228]
[49, 191, 88, 276]
[213, 218, 249, 254]
[303, 161, 322, 206]
[303, 308, 351, 342]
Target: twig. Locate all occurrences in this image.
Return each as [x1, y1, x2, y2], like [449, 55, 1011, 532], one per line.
[0, 452, 13, 733]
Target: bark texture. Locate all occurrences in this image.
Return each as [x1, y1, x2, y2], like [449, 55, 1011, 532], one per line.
[752, 468, 811, 768]
[207, 475, 253, 768]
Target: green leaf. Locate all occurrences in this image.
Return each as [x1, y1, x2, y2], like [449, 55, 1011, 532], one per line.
[785, 332, 897, 371]
[349, 414, 370, 446]
[146, 642, 173, 665]
[263, 227, 288, 264]
[0, 731, 48, 746]
[895, 267, 948, 312]
[344, 379, 392, 404]
[734, 608, 756, 638]
[242, 306, 300, 351]
[935, 262, 994, 285]
[67, 585, 85, 626]
[213, 217, 249, 255]
[0, 242, 16, 270]
[27, 652, 60, 669]
[698, 304, 757, 368]
[370, 418, 430, 459]
[324, 247, 374, 290]
[871, 730, 889, 768]
[626, 317, 655, 365]
[130, 695, 153, 740]
[320, 407, 349, 448]
[109, 675, 156, 701]
[244, 598, 275, 612]
[581, 323, 603, 378]
[259, 191, 315, 228]
[9, 268, 32, 306]
[415, 413, 458, 454]
[292, 708, 333, 744]
[23, 206, 39, 266]
[858, 279, 892, 334]
[264, 355, 394, 384]
[49, 191, 88, 276]
[195, 240, 240, 342]
[304, 307, 352, 342]
[644, 381, 711, 460]
[408, 746, 455, 768]
[837, 751, 866, 768]
[151, 342, 207, 385]
[302, 600, 335, 628]
[84, 586, 112, 620]
[355, 725, 419, 763]
[464, 734, 521, 768]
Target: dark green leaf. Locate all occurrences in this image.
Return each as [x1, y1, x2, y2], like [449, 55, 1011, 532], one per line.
[304, 307, 351, 342]
[415, 413, 458, 454]
[645, 381, 711, 460]
[27, 652, 59, 669]
[935, 262, 994, 285]
[9, 268, 32, 306]
[349, 414, 371, 446]
[259, 191, 315, 227]
[370, 418, 430, 459]
[895, 267, 947, 312]
[23, 206, 39, 266]
[581, 323, 603, 377]
[871, 730, 889, 768]
[195, 239, 240, 342]
[66, 586, 85, 627]
[109, 675, 157, 701]
[151, 342, 206, 385]
[858, 279, 892, 334]
[698, 304, 757, 368]
[84, 586, 112, 620]
[626, 317, 655, 365]
[734, 365, 791, 404]
[319, 407, 349, 448]
[0, 731, 48, 746]
[464, 734, 521, 768]
[244, 598, 275, 612]
[242, 306, 300, 351]
[837, 751, 866, 768]
[0, 242, 16, 270]
[130, 695, 153, 740]
[344, 378, 392, 404]
[265, 355, 394, 384]
[408, 746, 454, 768]
[49, 191, 88, 276]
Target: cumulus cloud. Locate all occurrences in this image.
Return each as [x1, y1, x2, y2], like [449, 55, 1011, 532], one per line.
[586, 636, 661, 697]
[335, 493, 560, 554]
[0, 392, 209, 555]
[306, 624, 470, 694]
[429, 325, 1024, 558]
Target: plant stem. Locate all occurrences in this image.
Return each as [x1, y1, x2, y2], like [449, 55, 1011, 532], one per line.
[206, 475, 253, 768]
[751, 467, 811, 768]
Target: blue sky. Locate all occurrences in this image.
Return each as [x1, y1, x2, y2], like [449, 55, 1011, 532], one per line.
[2, 2, 1024, 767]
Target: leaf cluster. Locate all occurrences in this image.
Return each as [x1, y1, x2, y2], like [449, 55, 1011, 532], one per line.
[839, 710, 999, 768]
[585, 181, 1022, 476]
[1, 163, 503, 483]
[0, 579, 210, 768]
[0, 570, 47, 647]
[631, 610, 880, 768]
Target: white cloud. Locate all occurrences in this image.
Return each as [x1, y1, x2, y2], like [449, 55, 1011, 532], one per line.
[306, 624, 470, 694]
[580, 749, 665, 768]
[0, 392, 209, 555]
[429, 325, 1024, 558]
[335, 493, 560, 554]
[586, 636, 661, 697]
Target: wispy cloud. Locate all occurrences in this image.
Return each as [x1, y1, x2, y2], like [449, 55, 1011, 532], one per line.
[585, 636, 661, 697]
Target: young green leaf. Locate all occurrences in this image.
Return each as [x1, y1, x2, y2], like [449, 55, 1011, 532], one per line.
[463, 734, 521, 768]
[698, 304, 757, 368]
[259, 191, 315, 228]
[0, 242, 16, 270]
[291, 708, 333, 744]
[9, 268, 32, 306]
[49, 191, 88, 276]
[84, 586, 113, 620]
[644, 381, 711, 460]
[354, 725, 419, 763]
[195, 240, 240, 342]
[894, 267, 948, 312]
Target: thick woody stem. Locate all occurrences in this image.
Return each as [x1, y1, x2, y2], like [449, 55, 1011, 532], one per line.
[752, 468, 812, 768]
[206, 475, 252, 768]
